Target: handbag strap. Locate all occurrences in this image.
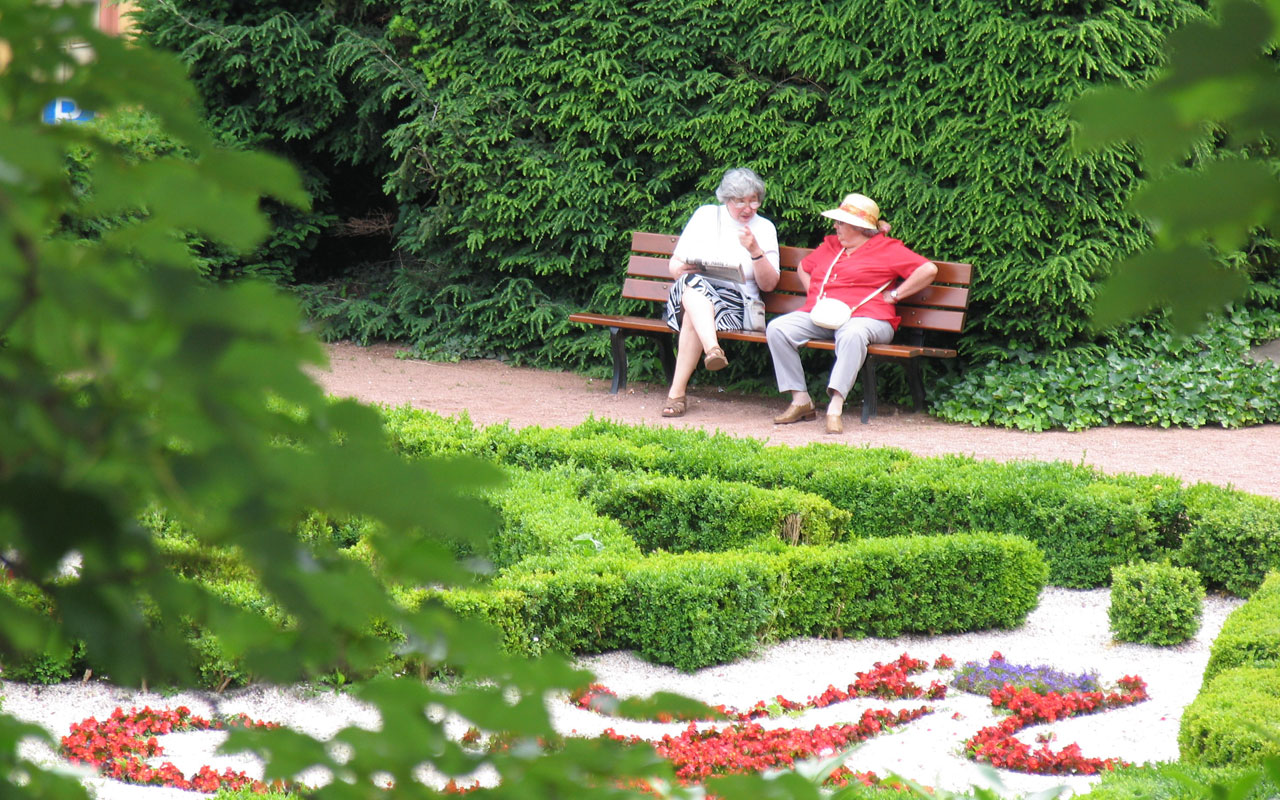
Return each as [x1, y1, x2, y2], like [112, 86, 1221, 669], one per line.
[815, 247, 892, 310]
[815, 249, 845, 301]
[849, 281, 893, 312]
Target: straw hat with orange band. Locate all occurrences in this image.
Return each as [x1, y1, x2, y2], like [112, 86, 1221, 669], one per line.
[820, 193, 882, 232]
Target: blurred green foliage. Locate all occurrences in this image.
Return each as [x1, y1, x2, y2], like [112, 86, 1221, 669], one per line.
[0, 3, 686, 798]
[1074, 0, 1280, 333]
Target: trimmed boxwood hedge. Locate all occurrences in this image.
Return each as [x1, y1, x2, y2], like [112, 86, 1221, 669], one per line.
[431, 532, 1046, 671]
[769, 534, 1047, 641]
[381, 408, 1280, 593]
[1202, 571, 1280, 687]
[17, 407, 1269, 686]
[587, 472, 850, 552]
[1179, 666, 1280, 768]
[1080, 761, 1279, 800]
[486, 466, 641, 569]
[1177, 571, 1280, 772]
[0, 573, 82, 684]
[1179, 484, 1280, 597]
[620, 550, 778, 671]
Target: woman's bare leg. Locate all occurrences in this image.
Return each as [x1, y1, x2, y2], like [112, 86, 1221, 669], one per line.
[680, 290, 720, 354]
[667, 320, 702, 400]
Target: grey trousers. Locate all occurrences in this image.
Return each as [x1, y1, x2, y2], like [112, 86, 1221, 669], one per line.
[766, 311, 895, 398]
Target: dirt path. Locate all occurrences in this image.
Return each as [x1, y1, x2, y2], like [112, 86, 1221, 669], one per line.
[312, 341, 1280, 499]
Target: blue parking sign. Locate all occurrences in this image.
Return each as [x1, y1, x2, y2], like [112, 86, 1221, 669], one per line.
[41, 97, 95, 125]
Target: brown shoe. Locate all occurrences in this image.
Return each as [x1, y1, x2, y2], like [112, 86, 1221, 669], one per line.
[773, 402, 816, 424]
[825, 414, 843, 434]
[661, 396, 686, 417]
[703, 346, 728, 371]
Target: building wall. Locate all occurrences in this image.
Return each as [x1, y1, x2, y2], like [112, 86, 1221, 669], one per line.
[2, 2, 142, 110]
[98, 1, 141, 37]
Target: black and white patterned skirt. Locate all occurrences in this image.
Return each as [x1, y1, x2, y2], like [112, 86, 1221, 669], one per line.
[663, 274, 750, 333]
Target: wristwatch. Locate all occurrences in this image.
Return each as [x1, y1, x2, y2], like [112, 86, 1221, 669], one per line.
[888, 290, 899, 302]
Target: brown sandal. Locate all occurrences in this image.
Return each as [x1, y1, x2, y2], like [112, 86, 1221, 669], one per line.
[703, 346, 728, 371]
[661, 396, 687, 417]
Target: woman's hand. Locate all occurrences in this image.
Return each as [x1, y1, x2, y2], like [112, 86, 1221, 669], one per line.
[669, 258, 695, 279]
[738, 226, 761, 258]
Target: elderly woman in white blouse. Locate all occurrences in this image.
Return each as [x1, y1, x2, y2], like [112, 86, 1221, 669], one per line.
[660, 167, 780, 417]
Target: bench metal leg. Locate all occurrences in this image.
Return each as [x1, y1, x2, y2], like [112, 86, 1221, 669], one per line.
[607, 327, 628, 394]
[860, 358, 878, 423]
[605, 328, 676, 394]
[905, 360, 925, 412]
[658, 337, 675, 385]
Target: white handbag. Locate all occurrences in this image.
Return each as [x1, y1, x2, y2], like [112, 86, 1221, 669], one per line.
[810, 249, 891, 330]
[809, 297, 852, 330]
[743, 298, 767, 331]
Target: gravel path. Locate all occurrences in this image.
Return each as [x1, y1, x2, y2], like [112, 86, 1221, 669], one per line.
[4, 343, 1269, 799]
[312, 342, 1280, 501]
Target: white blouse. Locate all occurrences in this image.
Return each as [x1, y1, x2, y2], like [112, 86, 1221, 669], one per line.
[671, 204, 780, 301]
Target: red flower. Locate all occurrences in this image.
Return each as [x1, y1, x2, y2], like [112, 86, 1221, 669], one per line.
[60, 707, 284, 794]
[574, 652, 943, 723]
[964, 675, 1149, 775]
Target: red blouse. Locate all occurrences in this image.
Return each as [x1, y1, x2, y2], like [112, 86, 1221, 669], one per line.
[800, 235, 929, 329]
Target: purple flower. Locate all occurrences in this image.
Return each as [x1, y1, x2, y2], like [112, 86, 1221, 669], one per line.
[951, 655, 1101, 696]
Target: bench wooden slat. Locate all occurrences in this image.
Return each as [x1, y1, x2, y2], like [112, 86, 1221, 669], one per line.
[627, 254, 676, 278]
[623, 278, 676, 303]
[907, 285, 969, 308]
[568, 312, 671, 333]
[630, 274, 969, 317]
[933, 261, 971, 284]
[897, 307, 966, 331]
[778, 246, 809, 269]
[868, 343, 958, 359]
[775, 270, 807, 294]
[635, 229, 969, 280]
[765, 294, 806, 314]
[632, 231, 680, 254]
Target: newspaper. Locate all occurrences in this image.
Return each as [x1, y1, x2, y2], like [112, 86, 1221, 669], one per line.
[687, 257, 746, 284]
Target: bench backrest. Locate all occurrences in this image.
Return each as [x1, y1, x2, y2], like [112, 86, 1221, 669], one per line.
[625, 231, 972, 334]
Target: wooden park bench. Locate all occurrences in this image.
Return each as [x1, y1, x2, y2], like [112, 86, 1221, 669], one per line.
[569, 232, 973, 422]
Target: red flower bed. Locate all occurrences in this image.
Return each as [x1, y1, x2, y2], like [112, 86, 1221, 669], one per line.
[964, 675, 1149, 775]
[603, 706, 932, 784]
[572, 653, 948, 722]
[61, 706, 283, 794]
[62, 654, 1146, 793]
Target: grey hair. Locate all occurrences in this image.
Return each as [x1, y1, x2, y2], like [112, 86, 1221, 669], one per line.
[715, 167, 766, 204]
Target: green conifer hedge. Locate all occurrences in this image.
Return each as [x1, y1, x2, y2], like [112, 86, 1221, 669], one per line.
[135, 0, 1280, 418]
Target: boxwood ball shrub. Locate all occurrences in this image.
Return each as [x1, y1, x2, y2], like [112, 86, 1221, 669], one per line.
[1179, 666, 1280, 768]
[1108, 561, 1205, 646]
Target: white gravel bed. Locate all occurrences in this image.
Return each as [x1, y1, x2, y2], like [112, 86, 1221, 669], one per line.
[1, 587, 1244, 799]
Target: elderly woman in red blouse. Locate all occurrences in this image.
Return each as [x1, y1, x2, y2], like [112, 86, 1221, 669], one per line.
[766, 193, 938, 434]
